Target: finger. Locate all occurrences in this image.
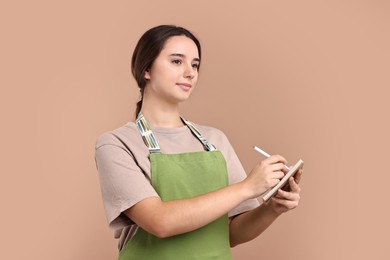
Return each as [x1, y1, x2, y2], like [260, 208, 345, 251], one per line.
[264, 155, 287, 166]
[271, 196, 299, 210]
[269, 163, 288, 174]
[288, 177, 301, 193]
[294, 169, 303, 184]
[276, 188, 300, 201]
[269, 162, 285, 171]
[271, 170, 285, 180]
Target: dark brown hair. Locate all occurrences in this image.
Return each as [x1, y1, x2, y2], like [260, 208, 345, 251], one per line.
[131, 25, 202, 117]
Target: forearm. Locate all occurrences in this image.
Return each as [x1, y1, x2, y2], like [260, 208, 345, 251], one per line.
[126, 156, 292, 239]
[126, 181, 250, 238]
[229, 201, 281, 247]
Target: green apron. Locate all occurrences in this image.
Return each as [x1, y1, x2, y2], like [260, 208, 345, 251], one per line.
[119, 113, 232, 260]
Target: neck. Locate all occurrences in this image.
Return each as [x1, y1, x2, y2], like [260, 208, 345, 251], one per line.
[140, 94, 184, 128]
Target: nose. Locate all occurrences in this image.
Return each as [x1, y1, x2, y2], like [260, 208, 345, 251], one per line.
[184, 63, 196, 79]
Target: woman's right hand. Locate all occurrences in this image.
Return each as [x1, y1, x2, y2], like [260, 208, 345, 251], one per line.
[243, 155, 288, 198]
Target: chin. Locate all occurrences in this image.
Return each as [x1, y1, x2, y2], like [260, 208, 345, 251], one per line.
[175, 93, 193, 102]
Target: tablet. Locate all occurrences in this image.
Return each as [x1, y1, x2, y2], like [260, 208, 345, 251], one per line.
[262, 159, 304, 202]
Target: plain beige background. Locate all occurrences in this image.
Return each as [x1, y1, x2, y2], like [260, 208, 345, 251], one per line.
[1, 0, 389, 259]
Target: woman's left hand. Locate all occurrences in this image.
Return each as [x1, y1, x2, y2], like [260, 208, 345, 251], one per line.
[268, 169, 303, 215]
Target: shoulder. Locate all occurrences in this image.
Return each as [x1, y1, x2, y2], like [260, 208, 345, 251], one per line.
[193, 123, 227, 138]
[191, 122, 231, 148]
[95, 121, 144, 151]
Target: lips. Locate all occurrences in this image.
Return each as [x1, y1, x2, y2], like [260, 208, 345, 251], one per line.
[176, 83, 192, 91]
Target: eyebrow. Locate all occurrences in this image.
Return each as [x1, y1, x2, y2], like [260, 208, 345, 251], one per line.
[169, 53, 200, 62]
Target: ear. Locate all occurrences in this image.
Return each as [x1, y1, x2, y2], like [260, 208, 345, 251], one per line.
[144, 69, 151, 80]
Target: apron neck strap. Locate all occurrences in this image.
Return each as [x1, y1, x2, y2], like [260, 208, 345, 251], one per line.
[180, 116, 216, 152]
[136, 112, 216, 153]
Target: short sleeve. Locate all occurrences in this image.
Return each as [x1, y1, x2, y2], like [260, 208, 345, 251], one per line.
[95, 141, 159, 230]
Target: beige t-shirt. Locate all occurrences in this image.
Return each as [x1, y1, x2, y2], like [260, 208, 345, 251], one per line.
[95, 121, 260, 250]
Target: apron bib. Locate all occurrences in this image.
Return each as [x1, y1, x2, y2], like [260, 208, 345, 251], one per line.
[119, 114, 232, 260]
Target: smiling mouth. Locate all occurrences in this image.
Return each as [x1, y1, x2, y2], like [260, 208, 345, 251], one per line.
[176, 83, 192, 91]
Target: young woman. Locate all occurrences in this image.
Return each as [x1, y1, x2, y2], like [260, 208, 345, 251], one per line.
[95, 25, 303, 260]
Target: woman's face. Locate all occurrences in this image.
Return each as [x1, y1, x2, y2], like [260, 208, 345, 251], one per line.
[144, 35, 200, 104]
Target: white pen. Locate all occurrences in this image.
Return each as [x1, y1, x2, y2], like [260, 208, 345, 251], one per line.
[253, 145, 290, 171]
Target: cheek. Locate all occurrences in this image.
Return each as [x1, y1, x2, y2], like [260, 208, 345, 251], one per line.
[193, 74, 199, 83]
[156, 66, 177, 79]
[150, 71, 177, 88]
